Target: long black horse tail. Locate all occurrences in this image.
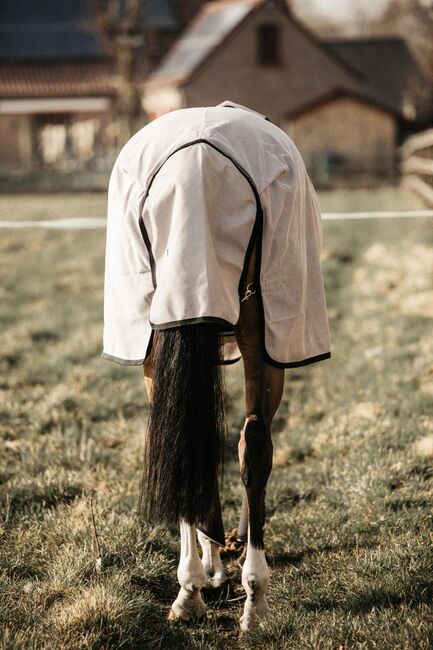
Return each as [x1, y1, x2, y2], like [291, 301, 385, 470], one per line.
[139, 323, 225, 527]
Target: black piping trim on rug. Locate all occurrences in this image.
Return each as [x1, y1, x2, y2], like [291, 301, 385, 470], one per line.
[102, 342, 241, 367]
[145, 328, 155, 361]
[150, 317, 241, 365]
[195, 525, 225, 548]
[101, 328, 156, 367]
[149, 316, 234, 331]
[137, 138, 331, 370]
[220, 355, 242, 366]
[101, 352, 145, 366]
[268, 350, 331, 368]
[138, 218, 156, 289]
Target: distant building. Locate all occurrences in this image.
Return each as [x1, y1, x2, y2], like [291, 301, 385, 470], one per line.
[0, 0, 430, 185]
[143, 0, 431, 184]
[0, 0, 206, 175]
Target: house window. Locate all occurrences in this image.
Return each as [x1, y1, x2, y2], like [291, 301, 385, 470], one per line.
[257, 23, 281, 66]
[32, 114, 100, 170]
[33, 114, 70, 168]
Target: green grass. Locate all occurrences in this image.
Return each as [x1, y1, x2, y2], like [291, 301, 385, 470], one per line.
[1, 189, 432, 649]
[0, 184, 425, 222]
[317, 185, 426, 212]
[0, 192, 107, 221]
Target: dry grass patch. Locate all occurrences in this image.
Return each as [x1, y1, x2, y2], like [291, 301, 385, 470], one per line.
[1, 192, 432, 648]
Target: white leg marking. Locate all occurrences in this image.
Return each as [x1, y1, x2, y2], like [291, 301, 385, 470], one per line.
[239, 529, 270, 632]
[197, 529, 227, 588]
[169, 522, 207, 621]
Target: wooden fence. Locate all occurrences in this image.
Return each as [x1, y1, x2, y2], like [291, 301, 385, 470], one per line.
[401, 128, 433, 206]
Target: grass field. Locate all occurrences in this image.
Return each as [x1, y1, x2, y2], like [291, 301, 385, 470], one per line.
[1, 188, 432, 649]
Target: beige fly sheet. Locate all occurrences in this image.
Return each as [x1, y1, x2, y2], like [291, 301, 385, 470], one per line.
[102, 100, 331, 368]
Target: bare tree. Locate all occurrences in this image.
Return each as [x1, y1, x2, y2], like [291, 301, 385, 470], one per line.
[93, 0, 148, 142]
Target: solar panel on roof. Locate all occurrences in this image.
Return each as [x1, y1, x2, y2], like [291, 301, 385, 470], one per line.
[0, 0, 179, 60]
[0, 31, 102, 61]
[0, 0, 103, 60]
[0, 0, 91, 24]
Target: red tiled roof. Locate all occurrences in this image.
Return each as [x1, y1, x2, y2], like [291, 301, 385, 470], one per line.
[0, 61, 118, 98]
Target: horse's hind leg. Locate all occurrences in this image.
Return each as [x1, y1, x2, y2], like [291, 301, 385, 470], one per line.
[197, 529, 227, 588]
[234, 250, 284, 632]
[143, 362, 207, 620]
[197, 484, 227, 587]
[169, 521, 207, 620]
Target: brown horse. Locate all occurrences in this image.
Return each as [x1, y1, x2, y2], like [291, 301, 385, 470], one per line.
[102, 101, 331, 631]
[141, 245, 284, 631]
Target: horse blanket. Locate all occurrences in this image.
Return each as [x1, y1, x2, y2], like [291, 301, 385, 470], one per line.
[102, 100, 331, 367]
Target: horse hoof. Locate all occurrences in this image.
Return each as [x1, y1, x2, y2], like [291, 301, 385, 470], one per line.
[239, 611, 269, 633]
[168, 598, 207, 622]
[240, 611, 256, 633]
[239, 597, 270, 632]
[204, 571, 227, 589]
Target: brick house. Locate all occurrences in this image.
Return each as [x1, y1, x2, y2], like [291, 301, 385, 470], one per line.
[1, 0, 430, 184]
[143, 0, 430, 183]
[0, 0, 207, 175]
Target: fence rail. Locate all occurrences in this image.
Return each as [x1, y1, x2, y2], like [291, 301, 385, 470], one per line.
[401, 128, 433, 207]
[2, 211, 433, 229]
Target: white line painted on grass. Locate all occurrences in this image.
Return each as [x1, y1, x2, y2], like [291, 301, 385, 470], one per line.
[322, 210, 433, 220]
[0, 217, 107, 229]
[0, 211, 433, 229]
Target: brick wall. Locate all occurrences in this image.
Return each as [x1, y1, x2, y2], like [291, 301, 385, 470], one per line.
[285, 96, 396, 181]
[183, 3, 360, 123]
[0, 115, 32, 170]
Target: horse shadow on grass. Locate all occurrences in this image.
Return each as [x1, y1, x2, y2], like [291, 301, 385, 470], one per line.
[268, 536, 380, 569]
[269, 542, 433, 616]
[301, 579, 433, 615]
